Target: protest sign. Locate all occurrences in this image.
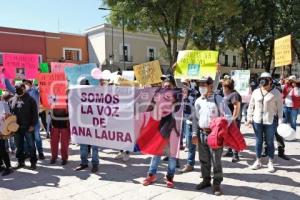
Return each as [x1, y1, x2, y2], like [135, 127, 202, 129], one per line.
[0, 67, 5, 89]
[38, 73, 68, 109]
[275, 35, 292, 67]
[133, 60, 162, 85]
[40, 63, 49, 73]
[51, 62, 76, 73]
[3, 53, 39, 79]
[64, 63, 99, 86]
[122, 70, 135, 81]
[231, 70, 250, 96]
[68, 86, 135, 151]
[68, 86, 183, 157]
[175, 50, 219, 80]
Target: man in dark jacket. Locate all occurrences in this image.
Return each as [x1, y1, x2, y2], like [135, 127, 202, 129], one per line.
[10, 84, 38, 169]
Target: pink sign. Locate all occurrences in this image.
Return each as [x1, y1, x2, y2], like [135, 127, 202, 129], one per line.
[51, 62, 76, 73]
[3, 53, 39, 79]
[0, 66, 5, 89]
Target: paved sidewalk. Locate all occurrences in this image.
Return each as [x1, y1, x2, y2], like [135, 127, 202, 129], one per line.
[1, 122, 300, 200]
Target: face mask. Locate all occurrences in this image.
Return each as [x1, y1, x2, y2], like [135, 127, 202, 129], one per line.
[25, 85, 30, 91]
[199, 87, 208, 95]
[16, 88, 24, 96]
[190, 82, 196, 89]
[260, 79, 270, 87]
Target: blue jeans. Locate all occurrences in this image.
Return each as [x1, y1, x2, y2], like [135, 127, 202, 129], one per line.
[283, 106, 298, 131]
[183, 120, 196, 166]
[80, 144, 99, 166]
[14, 128, 37, 164]
[24, 122, 43, 154]
[148, 156, 176, 177]
[253, 121, 275, 159]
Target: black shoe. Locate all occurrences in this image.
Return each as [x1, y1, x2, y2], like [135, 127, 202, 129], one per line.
[50, 159, 56, 164]
[39, 153, 45, 160]
[91, 165, 99, 173]
[61, 160, 68, 165]
[16, 162, 25, 169]
[223, 150, 233, 157]
[196, 181, 211, 190]
[278, 153, 290, 160]
[2, 168, 13, 176]
[29, 163, 37, 170]
[232, 154, 240, 163]
[75, 164, 88, 171]
[162, 156, 169, 161]
[213, 184, 223, 196]
[0, 165, 5, 172]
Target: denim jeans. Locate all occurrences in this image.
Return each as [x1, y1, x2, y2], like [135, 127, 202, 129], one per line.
[14, 128, 37, 164]
[148, 155, 176, 177]
[183, 120, 196, 166]
[198, 131, 223, 185]
[283, 106, 298, 131]
[253, 121, 275, 159]
[80, 144, 99, 166]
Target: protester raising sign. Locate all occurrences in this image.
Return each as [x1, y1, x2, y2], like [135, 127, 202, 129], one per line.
[68, 86, 183, 157]
[133, 60, 162, 86]
[68, 86, 135, 151]
[3, 53, 39, 79]
[64, 63, 99, 86]
[274, 35, 292, 67]
[38, 73, 68, 109]
[231, 70, 250, 96]
[51, 62, 76, 73]
[175, 50, 219, 80]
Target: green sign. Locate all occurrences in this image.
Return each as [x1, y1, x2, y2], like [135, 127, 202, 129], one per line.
[40, 63, 49, 73]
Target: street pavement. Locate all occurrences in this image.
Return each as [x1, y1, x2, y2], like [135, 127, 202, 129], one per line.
[1, 118, 300, 200]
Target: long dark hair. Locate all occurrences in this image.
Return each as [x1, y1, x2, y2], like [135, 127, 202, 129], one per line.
[147, 88, 182, 139]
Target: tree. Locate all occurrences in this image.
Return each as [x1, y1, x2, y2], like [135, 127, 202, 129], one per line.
[103, 0, 201, 71]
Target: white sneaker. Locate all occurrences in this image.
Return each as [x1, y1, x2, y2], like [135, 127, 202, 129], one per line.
[267, 160, 275, 173]
[122, 153, 130, 162]
[114, 152, 124, 160]
[250, 159, 262, 170]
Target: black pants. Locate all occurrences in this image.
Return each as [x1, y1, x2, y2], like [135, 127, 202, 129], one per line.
[39, 111, 48, 134]
[15, 128, 37, 164]
[0, 139, 11, 168]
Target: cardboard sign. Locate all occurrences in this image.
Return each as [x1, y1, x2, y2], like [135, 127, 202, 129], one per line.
[38, 73, 68, 109]
[51, 62, 76, 73]
[133, 60, 162, 85]
[175, 50, 219, 80]
[275, 35, 292, 67]
[40, 63, 49, 73]
[64, 63, 99, 86]
[3, 53, 39, 79]
[231, 70, 250, 96]
[122, 70, 135, 81]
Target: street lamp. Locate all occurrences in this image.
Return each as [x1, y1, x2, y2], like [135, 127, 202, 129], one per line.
[99, 7, 126, 71]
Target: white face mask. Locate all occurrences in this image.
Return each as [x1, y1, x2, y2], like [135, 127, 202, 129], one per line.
[25, 85, 30, 91]
[199, 87, 208, 95]
[190, 82, 196, 89]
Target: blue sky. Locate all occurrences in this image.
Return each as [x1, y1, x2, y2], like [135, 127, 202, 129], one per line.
[0, 0, 109, 33]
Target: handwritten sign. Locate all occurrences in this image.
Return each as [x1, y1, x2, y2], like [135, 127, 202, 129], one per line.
[175, 50, 219, 80]
[133, 60, 162, 85]
[3, 53, 39, 79]
[275, 35, 292, 67]
[38, 73, 68, 109]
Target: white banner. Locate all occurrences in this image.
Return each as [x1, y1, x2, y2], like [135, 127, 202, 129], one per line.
[68, 86, 135, 151]
[231, 70, 250, 96]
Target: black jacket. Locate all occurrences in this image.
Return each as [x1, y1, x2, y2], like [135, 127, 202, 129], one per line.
[10, 93, 38, 130]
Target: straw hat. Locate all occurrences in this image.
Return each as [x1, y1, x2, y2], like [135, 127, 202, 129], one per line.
[1, 115, 19, 136]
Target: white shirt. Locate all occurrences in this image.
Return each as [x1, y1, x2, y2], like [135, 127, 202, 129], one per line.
[285, 87, 300, 108]
[247, 88, 283, 125]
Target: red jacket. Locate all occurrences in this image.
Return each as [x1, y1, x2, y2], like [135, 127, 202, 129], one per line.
[207, 117, 246, 152]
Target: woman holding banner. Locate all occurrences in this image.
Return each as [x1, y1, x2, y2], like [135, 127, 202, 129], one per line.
[135, 87, 182, 188]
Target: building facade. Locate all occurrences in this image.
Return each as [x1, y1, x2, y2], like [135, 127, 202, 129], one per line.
[0, 27, 88, 66]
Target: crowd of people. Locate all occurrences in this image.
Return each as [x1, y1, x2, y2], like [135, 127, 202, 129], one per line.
[0, 69, 299, 196]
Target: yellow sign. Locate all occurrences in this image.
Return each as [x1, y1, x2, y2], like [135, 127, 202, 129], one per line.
[274, 35, 292, 67]
[133, 60, 163, 86]
[174, 50, 219, 80]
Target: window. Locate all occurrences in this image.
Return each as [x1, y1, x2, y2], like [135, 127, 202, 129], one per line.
[63, 48, 82, 61]
[224, 54, 228, 66]
[147, 47, 156, 61]
[233, 56, 237, 67]
[119, 44, 130, 62]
